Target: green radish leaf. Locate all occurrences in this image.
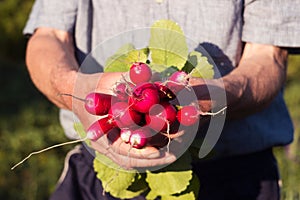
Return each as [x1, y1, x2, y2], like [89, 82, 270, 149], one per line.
[183, 171, 200, 199]
[146, 170, 193, 196]
[187, 51, 214, 79]
[150, 63, 169, 73]
[93, 152, 147, 199]
[159, 66, 179, 79]
[145, 153, 193, 196]
[146, 190, 159, 200]
[104, 43, 149, 72]
[170, 171, 200, 200]
[149, 20, 188, 71]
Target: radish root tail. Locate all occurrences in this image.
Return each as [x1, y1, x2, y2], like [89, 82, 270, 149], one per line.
[11, 137, 87, 170]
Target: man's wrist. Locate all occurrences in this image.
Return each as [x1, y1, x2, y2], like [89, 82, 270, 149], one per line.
[52, 68, 78, 110]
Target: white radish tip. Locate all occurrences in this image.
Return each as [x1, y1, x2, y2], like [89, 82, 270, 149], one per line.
[120, 129, 131, 143]
[87, 131, 96, 140]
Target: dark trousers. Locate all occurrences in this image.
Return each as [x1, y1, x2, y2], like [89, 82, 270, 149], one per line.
[50, 145, 280, 200]
[192, 149, 280, 200]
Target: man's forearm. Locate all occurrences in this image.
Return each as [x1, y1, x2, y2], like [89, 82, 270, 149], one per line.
[223, 43, 288, 117]
[25, 28, 79, 109]
[190, 43, 288, 118]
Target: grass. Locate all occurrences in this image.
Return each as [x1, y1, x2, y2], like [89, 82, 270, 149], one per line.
[0, 59, 74, 199]
[275, 54, 300, 200]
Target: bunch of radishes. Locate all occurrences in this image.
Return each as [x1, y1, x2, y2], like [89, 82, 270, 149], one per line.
[78, 62, 204, 149]
[11, 62, 221, 170]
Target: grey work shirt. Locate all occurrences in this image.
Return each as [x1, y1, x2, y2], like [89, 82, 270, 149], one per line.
[24, 0, 300, 158]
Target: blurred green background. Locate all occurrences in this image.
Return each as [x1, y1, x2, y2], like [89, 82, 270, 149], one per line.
[0, 0, 299, 199]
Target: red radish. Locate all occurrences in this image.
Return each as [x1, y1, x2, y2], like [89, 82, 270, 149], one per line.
[154, 81, 176, 101]
[109, 102, 143, 128]
[129, 62, 152, 84]
[86, 116, 116, 141]
[176, 105, 199, 126]
[145, 102, 177, 132]
[84, 93, 112, 115]
[166, 71, 189, 94]
[59, 92, 112, 116]
[129, 127, 152, 149]
[120, 128, 132, 143]
[113, 82, 134, 102]
[128, 82, 160, 113]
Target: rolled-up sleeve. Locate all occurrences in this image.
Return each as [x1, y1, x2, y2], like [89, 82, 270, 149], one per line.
[23, 0, 78, 35]
[242, 0, 300, 47]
